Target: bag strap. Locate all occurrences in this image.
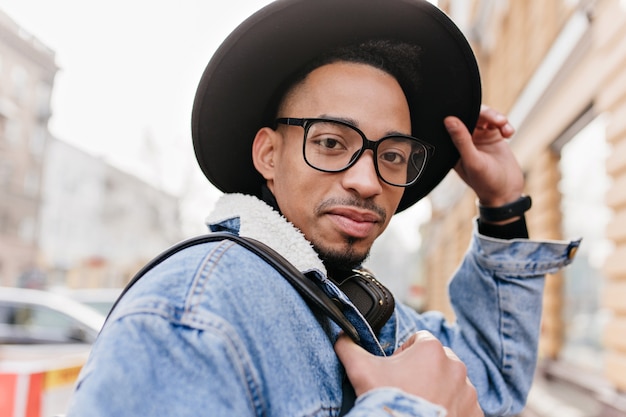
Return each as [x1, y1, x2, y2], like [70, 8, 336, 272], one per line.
[107, 232, 359, 343]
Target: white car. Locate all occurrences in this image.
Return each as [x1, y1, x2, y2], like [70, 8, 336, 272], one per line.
[0, 287, 107, 417]
[51, 287, 123, 316]
[0, 286, 106, 345]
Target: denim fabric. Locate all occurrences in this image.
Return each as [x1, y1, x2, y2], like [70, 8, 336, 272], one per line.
[66, 194, 579, 417]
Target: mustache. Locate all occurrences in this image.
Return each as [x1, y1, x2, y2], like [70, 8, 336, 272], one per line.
[315, 197, 387, 223]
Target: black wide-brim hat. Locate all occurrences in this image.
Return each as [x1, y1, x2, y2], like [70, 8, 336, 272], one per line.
[192, 0, 481, 213]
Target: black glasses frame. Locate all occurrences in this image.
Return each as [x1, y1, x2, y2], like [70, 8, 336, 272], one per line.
[275, 117, 435, 187]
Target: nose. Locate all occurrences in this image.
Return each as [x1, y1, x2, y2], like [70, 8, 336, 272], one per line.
[340, 150, 382, 198]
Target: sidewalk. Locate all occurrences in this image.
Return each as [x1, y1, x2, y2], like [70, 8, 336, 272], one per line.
[519, 366, 626, 417]
[521, 377, 602, 417]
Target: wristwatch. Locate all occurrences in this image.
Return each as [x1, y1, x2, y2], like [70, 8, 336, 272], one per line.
[478, 195, 532, 223]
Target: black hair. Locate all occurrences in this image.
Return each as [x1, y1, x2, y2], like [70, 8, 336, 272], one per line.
[265, 39, 422, 125]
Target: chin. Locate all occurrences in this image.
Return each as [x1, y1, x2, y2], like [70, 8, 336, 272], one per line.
[313, 238, 371, 270]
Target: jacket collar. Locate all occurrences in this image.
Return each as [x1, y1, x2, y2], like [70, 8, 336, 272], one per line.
[205, 193, 326, 275]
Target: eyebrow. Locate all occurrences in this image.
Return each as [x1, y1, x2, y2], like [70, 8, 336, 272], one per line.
[318, 114, 411, 137]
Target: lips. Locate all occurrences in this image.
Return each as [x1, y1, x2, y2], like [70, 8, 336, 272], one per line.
[326, 207, 382, 239]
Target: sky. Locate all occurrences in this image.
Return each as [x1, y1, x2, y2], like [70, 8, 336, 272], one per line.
[0, 0, 430, 245]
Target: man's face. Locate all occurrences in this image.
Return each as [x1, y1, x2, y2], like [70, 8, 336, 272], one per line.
[255, 62, 410, 268]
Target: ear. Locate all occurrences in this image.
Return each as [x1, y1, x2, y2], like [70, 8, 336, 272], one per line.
[252, 127, 279, 181]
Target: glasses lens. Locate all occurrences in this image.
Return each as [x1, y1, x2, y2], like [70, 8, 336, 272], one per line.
[377, 137, 428, 186]
[304, 121, 362, 171]
[302, 119, 429, 187]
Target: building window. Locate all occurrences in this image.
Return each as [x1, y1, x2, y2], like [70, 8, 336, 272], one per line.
[30, 125, 47, 156]
[19, 216, 36, 243]
[5, 118, 21, 146]
[11, 66, 29, 105]
[0, 211, 7, 234]
[558, 115, 612, 371]
[0, 161, 13, 190]
[0, 211, 12, 235]
[36, 82, 52, 120]
[23, 170, 39, 197]
[0, 115, 5, 142]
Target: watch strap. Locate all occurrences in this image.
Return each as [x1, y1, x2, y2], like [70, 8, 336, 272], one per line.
[478, 195, 532, 223]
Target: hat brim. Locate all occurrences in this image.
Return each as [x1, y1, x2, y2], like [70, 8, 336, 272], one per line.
[192, 0, 481, 213]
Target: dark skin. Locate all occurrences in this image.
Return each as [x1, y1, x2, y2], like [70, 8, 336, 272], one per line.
[254, 61, 520, 415]
[448, 105, 522, 221]
[335, 331, 482, 416]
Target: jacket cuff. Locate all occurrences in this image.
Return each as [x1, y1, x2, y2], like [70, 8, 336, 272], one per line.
[477, 216, 529, 239]
[350, 388, 445, 417]
[472, 222, 581, 275]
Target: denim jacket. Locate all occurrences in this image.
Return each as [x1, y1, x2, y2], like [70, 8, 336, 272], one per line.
[67, 194, 580, 417]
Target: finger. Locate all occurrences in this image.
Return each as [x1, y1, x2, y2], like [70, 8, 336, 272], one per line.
[477, 106, 515, 138]
[494, 120, 515, 138]
[414, 330, 437, 342]
[395, 330, 434, 354]
[443, 346, 461, 361]
[478, 105, 506, 126]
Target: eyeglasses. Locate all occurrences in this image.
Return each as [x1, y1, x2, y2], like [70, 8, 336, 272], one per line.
[275, 117, 434, 187]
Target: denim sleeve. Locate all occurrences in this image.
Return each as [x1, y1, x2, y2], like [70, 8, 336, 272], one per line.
[347, 389, 445, 417]
[446, 228, 581, 416]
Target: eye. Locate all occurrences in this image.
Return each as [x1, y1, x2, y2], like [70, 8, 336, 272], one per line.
[378, 138, 413, 166]
[308, 134, 348, 151]
[307, 122, 352, 154]
[379, 150, 406, 165]
[317, 137, 344, 150]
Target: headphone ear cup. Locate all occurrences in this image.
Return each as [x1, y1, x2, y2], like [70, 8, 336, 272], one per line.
[334, 269, 395, 335]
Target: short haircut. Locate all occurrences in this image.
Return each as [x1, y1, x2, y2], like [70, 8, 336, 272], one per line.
[266, 39, 422, 125]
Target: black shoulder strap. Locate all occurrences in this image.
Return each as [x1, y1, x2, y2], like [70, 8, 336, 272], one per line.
[107, 232, 359, 343]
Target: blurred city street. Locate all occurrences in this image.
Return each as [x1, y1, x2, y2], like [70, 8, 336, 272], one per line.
[1, 0, 626, 416]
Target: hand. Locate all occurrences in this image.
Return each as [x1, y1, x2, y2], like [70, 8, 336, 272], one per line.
[444, 105, 524, 208]
[334, 331, 482, 417]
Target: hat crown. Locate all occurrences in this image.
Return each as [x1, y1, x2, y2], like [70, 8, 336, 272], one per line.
[192, 0, 481, 212]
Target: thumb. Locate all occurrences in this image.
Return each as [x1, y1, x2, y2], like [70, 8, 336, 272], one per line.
[444, 116, 476, 159]
[334, 333, 376, 397]
[334, 333, 368, 367]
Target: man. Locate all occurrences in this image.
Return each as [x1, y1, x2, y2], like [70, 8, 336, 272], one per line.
[67, 1, 579, 416]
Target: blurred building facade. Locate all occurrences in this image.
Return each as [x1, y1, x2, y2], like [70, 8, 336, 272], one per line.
[0, 9, 184, 289]
[39, 138, 183, 289]
[0, 9, 56, 288]
[425, 0, 626, 415]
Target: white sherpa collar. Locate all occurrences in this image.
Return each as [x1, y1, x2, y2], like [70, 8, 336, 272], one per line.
[205, 194, 326, 275]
